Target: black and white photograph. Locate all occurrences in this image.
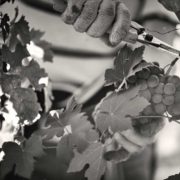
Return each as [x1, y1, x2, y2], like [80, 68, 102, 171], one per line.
[1, 0, 180, 180]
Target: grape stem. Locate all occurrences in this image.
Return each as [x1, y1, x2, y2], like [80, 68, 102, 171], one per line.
[165, 57, 180, 76]
[116, 78, 128, 92]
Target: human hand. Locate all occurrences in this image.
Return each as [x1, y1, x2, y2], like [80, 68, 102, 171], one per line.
[60, 0, 131, 46]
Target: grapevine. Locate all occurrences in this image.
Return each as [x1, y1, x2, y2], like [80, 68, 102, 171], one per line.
[1, 1, 180, 180]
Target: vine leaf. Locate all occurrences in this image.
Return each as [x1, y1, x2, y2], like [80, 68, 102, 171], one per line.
[1, 44, 48, 90]
[38, 97, 99, 152]
[1, 44, 29, 70]
[21, 60, 48, 90]
[0, 13, 10, 42]
[36, 41, 54, 62]
[0, 135, 44, 179]
[10, 88, 41, 124]
[158, 0, 180, 20]
[93, 86, 150, 133]
[30, 29, 54, 62]
[0, 74, 21, 94]
[68, 142, 106, 180]
[36, 113, 65, 140]
[30, 28, 45, 43]
[9, 16, 31, 48]
[105, 45, 146, 86]
[164, 173, 180, 180]
[56, 134, 74, 166]
[24, 135, 45, 157]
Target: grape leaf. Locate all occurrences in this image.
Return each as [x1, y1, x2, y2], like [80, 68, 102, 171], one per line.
[21, 60, 48, 90]
[69, 113, 99, 152]
[0, 13, 10, 42]
[38, 97, 99, 152]
[0, 142, 34, 179]
[10, 88, 41, 124]
[24, 134, 45, 157]
[93, 86, 150, 133]
[9, 16, 31, 48]
[164, 173, 180, 180]
[68, 142, 106, 180]
[158, 0, 180, 20]
[0, 135, 44, 179]
[56, 134, 74, 166]
[30, 29, 53, 62]
[36, 40, 54, 62]
[36, 101, 78, 141]
[30, 28, 45, 43]
[1, 43, 29, 70]
[0, 74, 21, 94]
[105, 45, 146, 86]
[36, 112, 65, 140]
[2, 43, 48, 90]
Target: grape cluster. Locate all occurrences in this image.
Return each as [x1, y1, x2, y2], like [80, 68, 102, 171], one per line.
[129, 62, 180, 136]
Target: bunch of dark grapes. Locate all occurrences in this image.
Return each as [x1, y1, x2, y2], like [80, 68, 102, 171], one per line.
[128, 61, 180, 137]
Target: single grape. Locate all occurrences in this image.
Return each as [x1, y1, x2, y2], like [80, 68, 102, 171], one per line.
[162, 95, 174, 106]
[149, 87, 156, 94]
[127, 75, 137, 84]
[167, 103, 180, 116]
[167, 105, 174, 116]
[167, 75, 180, 87]
[139, 80, 148, 90]
[174, 91, 180, 103]
[164, 83, 176, 95]
[154, 103, 166, 114]
[152, 94, 162, 104]
[154, 83, 164, 94]
[143, 105, 155, 115]
[147, 75, 159, 88]
[137, 68, 151, 80]
[133, 60, 147, 70]
[149, 66, 162, 75]
[159, 75, 166, 83]
[152, 62, 160, 67]
[139, 89, 151, 101]
[136, 71, 144, 80]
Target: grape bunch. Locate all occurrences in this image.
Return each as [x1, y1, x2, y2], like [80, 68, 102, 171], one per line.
[128, 61, 180, 136]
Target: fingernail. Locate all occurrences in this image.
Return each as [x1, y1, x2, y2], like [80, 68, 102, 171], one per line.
[110, 33, 122, 46]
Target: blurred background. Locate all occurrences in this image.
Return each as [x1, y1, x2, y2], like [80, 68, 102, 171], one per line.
[2, 0, 180, 179]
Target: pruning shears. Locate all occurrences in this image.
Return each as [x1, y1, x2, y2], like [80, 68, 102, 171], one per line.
[130, 21, 180, 56]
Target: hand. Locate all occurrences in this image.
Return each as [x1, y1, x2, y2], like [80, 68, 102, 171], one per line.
[61, 0, 131, 46]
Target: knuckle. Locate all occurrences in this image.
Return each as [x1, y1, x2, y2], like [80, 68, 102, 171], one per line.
[99, 6, 115, 17]
[82, 8, 96, 21]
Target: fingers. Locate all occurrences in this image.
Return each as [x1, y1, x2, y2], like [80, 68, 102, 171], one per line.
[87, 0, 116, 37]
[74, 0, 102, 32]
[110, 2, 131, 45]
[62, 0, 132, 46]
[62, 0, 87, 24]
